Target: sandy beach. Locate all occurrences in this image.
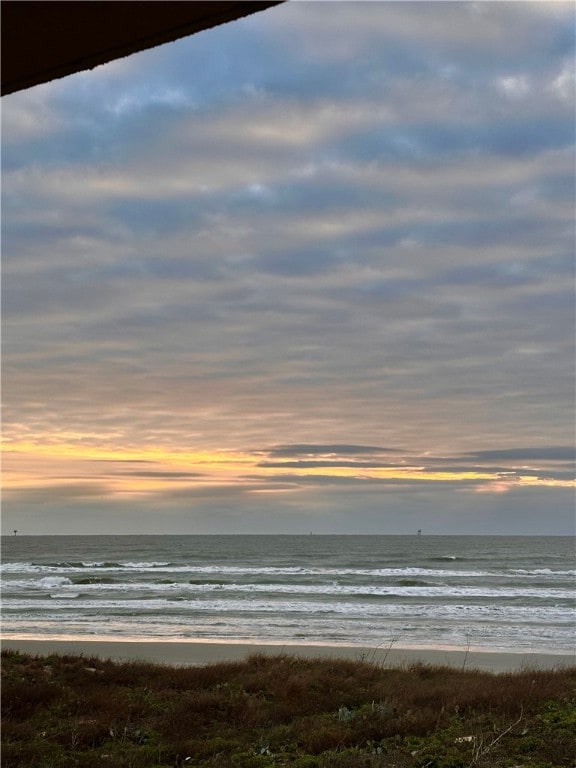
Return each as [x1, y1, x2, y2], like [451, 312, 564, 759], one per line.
[2, 638, 574, 673]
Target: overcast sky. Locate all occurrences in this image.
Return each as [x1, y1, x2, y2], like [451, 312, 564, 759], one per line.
[2, 1, 575, 535]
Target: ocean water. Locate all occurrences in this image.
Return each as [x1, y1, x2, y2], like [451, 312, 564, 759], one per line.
[1, 535, 574, 654]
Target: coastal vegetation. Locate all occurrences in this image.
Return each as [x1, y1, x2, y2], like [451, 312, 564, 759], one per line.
[2, 650, 575, 767]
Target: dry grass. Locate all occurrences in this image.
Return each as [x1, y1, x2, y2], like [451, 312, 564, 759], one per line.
[2, 649, 575, 767]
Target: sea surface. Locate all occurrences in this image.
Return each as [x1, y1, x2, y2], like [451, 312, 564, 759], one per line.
[1, 535, 574, 653]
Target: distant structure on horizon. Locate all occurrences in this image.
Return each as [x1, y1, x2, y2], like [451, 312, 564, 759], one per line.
[417, 529, 422, 536]
[13, 529, 18, 536]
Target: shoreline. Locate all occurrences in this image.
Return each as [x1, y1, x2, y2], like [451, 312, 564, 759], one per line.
[2, 637, 574, 673]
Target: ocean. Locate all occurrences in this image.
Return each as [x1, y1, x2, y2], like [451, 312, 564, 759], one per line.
[1, 535, 574, 654]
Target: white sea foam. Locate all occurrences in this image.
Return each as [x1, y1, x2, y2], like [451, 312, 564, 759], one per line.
[37, 576, 74, 588]
[49, 593, 81, 599]
[5, 596, 574, 620]
[512, 568, 576, 576]
[6, 579, 573, 601]
[2, 535, 574, 653]
[3, 561, 572, 579]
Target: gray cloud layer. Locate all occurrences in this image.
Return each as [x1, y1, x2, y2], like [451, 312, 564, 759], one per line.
[2, 1, 574, 533]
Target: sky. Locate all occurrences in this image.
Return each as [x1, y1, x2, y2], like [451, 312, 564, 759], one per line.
[2, 1, 575, 535]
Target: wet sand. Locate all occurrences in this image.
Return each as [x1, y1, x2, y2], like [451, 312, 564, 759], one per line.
[2, 638, 574, 673]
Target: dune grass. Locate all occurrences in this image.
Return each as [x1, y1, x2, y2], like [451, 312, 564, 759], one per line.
[1, 649, 575, 767]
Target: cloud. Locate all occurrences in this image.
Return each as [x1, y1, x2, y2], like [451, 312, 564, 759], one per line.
[548, 60, 576, 102]
[497, 75, 531, 99]
[256, 460, 574, 482]
[258, 460, 406, 469]
[2, 0, 574, 534]
[1, 90, 63, 146]
[264, 444, 404, 458]
[3, 482, 112, 501]
[245, 473, 480, 489]
[248, 248, 342, 277]
[3, 473, 574, 536]
[465, 447, 576, 463]
[115, 471, 206, 479]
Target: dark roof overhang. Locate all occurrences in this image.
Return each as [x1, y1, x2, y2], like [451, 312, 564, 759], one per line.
[2, 1, 284, 96]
